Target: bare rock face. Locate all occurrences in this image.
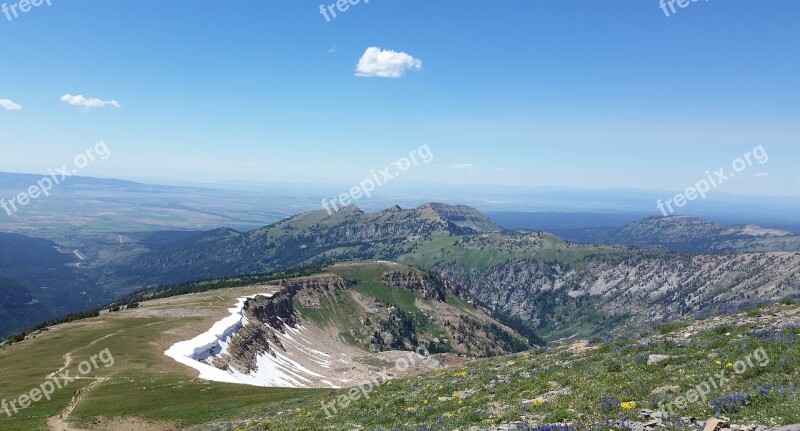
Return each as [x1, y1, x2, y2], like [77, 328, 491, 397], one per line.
[382, 271, 445, 301]
[276, 275, 349, 295]
[211, 275, 350, 375]
[215, 320, 277, 374]
[438, 251, 800, 332]
[248, 291, 297, 333]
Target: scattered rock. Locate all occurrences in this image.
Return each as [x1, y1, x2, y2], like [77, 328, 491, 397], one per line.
[648, 354, 673, 365]
[704, 418, 731, 431]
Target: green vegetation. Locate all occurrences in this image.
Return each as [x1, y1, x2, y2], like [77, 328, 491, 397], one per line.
[1, 269, 798, 431]
[0, 288, 317, 431]
[2, 265, 325, 345]
[444, 292, 476, 314]
[236, 301, 800, 431]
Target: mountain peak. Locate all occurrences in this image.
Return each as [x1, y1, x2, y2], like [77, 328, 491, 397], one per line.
[417, 203, 500, 233]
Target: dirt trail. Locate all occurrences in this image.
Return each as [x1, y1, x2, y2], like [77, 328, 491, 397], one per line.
[45, 330, 125, 431]
[46, 331, 122, 380]
[47, 377, 108, 431]
[47, 352, 72, 379]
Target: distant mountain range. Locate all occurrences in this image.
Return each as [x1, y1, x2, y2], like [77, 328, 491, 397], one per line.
[3, 203, 800, 340]
[545, 215, 800, 252]
[69, 205, 800, 339]
[4, 171, 800, 239]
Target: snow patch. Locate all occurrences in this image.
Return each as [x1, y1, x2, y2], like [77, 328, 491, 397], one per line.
[164, 293, 335, 388]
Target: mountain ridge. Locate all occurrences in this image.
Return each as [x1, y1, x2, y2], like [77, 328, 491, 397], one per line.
[551, 214, 800, 252]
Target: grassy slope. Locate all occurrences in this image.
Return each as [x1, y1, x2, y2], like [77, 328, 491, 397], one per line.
[237, 301, 800, 431]
[0, 262, 485, 430]
[5, 264, 798, 431]
[323, 262, 479, 347]
[397, 232, 628, 274]
[0, 286, 318, 431]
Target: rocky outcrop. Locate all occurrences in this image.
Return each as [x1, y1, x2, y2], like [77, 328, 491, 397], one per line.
[210, 276, 349, 375]
[247, 291, 297, 333]
[438, 250, 800, 336]
[276, 275, 349, 297]
[382, 271, 446, 301]
[211, 293, 294, 374]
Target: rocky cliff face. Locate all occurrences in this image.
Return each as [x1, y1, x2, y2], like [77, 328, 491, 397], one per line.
[211, 295, 288, 374]
[212, 275, 348, 375]
[382, 271, 446, 301]
[420, 203, 501, 234]
[438, 251, 800, 337]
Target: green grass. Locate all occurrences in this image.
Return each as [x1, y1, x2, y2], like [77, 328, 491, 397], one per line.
[396, 233, 637, 276]
[238, 302, 800, 431]
[327, 262, 429, 326]
[0, 290, 313, 430]
[3, 275, 799, 431]
[445, 293, 476, 315]
[352, 281, 420, 316]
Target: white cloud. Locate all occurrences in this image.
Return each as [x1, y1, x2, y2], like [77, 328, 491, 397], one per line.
[61, 94, 121, 109]
[751, 172, 769, 178]
[355, 47, 422, 78]
[451, 164, 474, 169]
[0, 99, 22, 111]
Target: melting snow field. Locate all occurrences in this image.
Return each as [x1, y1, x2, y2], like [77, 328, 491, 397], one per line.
[164, 293, 336, 388]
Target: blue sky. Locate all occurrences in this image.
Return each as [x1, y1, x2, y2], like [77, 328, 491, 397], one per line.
[0, 0, 798, 195]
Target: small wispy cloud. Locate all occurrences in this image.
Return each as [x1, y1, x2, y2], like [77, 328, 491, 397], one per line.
[0, 99, 22, 111]
[751, 172, 769, 178]
[356, 47, 422, 78]
[451, 163, 474, 169]
[328, 45, 336, 54]
[61, 94, 121, 109]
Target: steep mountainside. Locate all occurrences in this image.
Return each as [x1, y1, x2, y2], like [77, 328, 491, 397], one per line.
[427, 243, 800, 339]
[0, 277, 51, 337]
[165, 263, 538, 390]
[0, 233, 103, 335]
